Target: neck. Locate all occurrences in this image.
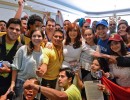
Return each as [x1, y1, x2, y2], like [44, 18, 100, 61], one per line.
[46, 31, 53, 40]
[86, 41, 95, 46]
[6, 35, 16, 44]
[33, 45, 41, 52]
[25, 31, 31, 37]
[101, 35, 108, 40]
[117, 51, 122, 56]
[54, 45, 62, 50]
[64, 84, 71, 90]
[71, 39, 75, 43]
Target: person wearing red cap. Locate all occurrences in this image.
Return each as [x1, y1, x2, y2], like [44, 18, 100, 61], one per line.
[108, 33, 130, 87]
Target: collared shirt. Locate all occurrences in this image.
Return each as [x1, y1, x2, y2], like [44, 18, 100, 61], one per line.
[43, 44, 63, 80]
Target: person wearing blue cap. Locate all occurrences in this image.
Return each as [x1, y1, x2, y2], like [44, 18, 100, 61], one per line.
[96, 19, 110, 55]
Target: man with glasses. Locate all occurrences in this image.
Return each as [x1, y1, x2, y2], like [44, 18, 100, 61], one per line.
[40, 30, 64, 100]
[0, 18, 22, 98]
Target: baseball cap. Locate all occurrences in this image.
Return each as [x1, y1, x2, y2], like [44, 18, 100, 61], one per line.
[96, 19, 108, 28]
[108, 33, 123, 42]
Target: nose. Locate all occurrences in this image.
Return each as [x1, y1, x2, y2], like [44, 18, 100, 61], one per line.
[13, 29, 17, 33]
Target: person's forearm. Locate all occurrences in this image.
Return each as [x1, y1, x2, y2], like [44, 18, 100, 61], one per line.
[75, 74, 84, 89]
[11, 70, 17, 86]
[33, 85, 67, 100]
[116, 56, 130, 67]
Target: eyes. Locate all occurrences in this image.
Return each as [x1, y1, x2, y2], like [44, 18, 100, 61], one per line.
[9, 27, 20, 32]
[53, 35, 63, 39]
[32, 35, 42, 38]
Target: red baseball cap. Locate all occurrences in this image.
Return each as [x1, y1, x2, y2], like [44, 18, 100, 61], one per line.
[108, 33, 123, 42]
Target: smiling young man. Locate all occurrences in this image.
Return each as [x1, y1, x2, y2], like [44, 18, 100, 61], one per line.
[96, 19, 110, 55]
[24, 68, 82, 100]
[0, 18, 22, 97]
[40, 29, 64, 100]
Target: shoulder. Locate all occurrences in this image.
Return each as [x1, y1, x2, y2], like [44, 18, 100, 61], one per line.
[65, 84, 81, 100]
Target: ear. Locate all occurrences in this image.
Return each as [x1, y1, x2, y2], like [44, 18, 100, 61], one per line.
[68, 77, 72, 83]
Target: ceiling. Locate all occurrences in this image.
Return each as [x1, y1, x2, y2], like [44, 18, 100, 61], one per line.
[1, 0, 130, 19]
[36, 0, 130, 17]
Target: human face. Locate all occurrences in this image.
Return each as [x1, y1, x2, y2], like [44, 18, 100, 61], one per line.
[109, 21, 116, 32]
[23, 80, 38, 100]
[21, 20, 27, 33]
[30, 21, 42, 31]
[83, 29, 94, 44]
[46, 21, 55, 33]
[82, 22, 90, 31]
[96, 25, 108, 39]
[7, 24, 21, 41]
[31, 30, 43, 46]
[68, 28, 78, 40]
[118, 24, 127, 36]
[92, 21, 97, 31]
[110, 41, 121, 54]
[52, 31, 63, 47]
[91, 59, 101, 72]
[55, 25, 61, 30]
[63, 20, 71, 31]
[0, 22, 6, 32]
[58, 71, 71, 89]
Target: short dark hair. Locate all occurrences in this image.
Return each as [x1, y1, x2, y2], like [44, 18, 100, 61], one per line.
[27, 78, 40, 85]
[0, 20, 7, 25]
[46, 18, 56, 26]
[21, 17, 28, 21]
[6, 18, 21, 28]
[27, 14, 43, 29]
[59, 68, 75, 83]
[53, 29, 64, 39]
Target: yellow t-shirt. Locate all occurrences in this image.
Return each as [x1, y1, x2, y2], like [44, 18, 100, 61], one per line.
[64, 84, 82, 100]
[43, 46, 63, 80]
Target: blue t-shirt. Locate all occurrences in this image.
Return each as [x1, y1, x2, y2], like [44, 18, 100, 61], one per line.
[97, 38, 110, 54]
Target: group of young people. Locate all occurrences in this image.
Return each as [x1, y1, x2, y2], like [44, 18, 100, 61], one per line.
[0, 0, 130, 100]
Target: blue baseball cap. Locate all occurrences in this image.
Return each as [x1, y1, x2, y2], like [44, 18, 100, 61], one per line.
[96, 19, 108, 28]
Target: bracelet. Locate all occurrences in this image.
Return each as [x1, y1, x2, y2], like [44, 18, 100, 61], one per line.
[38, 86, 41, 93]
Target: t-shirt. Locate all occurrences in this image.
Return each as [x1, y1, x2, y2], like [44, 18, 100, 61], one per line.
[11, 45, 43, 81]
[97, 38, 110, 54]
[80, 43, 97, 71]
[43, 45, 63, 80]
[64, 84, 82, 100]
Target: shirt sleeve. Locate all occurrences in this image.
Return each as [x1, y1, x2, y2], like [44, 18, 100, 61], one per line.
[82, 42, 95, 55]
[11, 46, 25, 70]
[43, 48, 51, 65]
